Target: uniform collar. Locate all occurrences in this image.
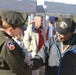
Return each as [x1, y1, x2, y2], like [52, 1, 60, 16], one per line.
[0, 30, 12, 39]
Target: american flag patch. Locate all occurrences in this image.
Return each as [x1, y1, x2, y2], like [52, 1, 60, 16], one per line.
[7, 42, 15, 50]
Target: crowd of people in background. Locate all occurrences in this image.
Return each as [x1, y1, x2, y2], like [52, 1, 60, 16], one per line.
[0, 10, 76, 75]
[23, 15, 46, 75]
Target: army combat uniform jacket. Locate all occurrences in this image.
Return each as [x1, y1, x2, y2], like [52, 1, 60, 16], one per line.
[0, 31, 32, 75]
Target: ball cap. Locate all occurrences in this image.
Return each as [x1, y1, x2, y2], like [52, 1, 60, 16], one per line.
[55, 18, 76, 35]
[1, 10, 28, 27]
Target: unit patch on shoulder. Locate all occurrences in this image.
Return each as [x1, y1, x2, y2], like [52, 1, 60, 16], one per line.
[7, 42, 15, 51]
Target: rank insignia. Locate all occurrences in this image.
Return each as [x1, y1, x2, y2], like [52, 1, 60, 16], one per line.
[7, 42, 15, 50]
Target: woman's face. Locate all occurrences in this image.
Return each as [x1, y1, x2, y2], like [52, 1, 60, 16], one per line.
[11, 27, 21, 37]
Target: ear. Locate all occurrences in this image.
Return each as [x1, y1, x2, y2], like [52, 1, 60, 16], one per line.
[8, 27, 13, 32]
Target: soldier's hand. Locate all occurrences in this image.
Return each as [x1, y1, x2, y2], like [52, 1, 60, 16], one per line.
[27, 60, 34, 69]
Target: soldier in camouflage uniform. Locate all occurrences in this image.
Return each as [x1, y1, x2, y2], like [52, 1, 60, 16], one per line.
[0, 11, 32, 75]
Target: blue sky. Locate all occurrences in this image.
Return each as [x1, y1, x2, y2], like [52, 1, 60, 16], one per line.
[37, 0, 76, 5]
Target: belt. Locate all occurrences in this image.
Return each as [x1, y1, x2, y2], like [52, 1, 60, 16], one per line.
[0, 70, 16, 75]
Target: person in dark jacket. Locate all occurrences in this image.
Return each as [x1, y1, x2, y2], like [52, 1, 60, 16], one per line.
[28, 18, 76, 75]
[56, 19, 76, 75]
[0, 10, 32, 75]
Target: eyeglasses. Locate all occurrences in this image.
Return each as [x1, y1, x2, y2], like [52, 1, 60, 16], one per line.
[56, 31, 71, 37]
[56, 32, 65, 36]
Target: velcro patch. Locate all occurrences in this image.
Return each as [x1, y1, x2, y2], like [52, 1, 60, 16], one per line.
[7, 42, 15, 51]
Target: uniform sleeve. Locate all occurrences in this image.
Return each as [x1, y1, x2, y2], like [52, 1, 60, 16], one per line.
[1, 41, 31, 75]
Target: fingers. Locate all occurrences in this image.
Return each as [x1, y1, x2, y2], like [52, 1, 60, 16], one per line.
[28, 61, 34, 69]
